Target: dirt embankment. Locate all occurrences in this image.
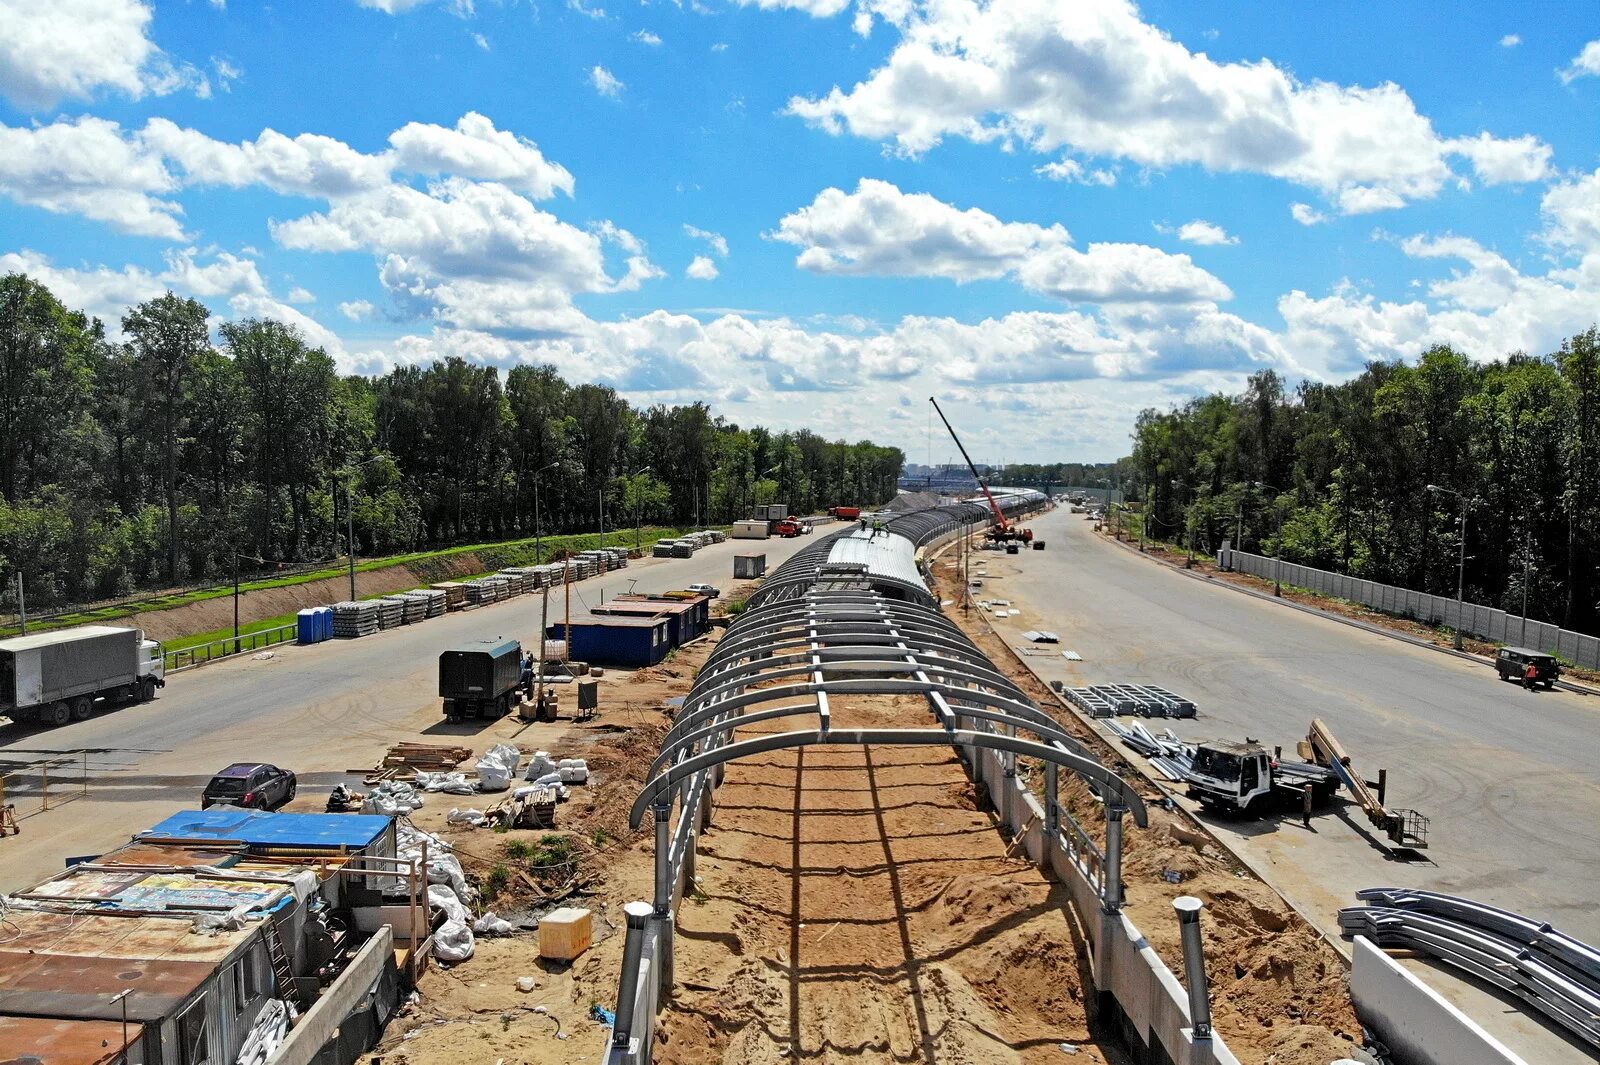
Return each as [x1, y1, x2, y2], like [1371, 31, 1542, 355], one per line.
[930, 554, 1370, 1065]
[128, 552, 501, 642]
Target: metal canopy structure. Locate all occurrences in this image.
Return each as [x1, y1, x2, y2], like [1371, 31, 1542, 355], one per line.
[604, 490, 1142, 1064]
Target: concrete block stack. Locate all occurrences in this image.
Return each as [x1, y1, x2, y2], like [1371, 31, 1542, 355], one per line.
[376, 598, 405, 629]
[332, 600, 380, 637]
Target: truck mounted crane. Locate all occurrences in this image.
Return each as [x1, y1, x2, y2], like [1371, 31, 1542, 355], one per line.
[929, 397, 1032, 543]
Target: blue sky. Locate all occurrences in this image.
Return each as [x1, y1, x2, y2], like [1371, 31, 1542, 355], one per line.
[2, 0, 1598, 463]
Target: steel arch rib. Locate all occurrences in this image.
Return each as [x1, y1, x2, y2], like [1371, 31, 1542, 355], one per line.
[628, 727, 1147, 829]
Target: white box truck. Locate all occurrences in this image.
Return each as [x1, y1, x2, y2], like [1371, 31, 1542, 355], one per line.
[0, 626, 165, 728]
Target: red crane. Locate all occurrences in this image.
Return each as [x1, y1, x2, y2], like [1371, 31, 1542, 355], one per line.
[929, 397, 1030, 542]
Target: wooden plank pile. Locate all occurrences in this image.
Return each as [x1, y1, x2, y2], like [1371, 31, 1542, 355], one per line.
[356, 742, 473, 782]
[431, 582, 467, 611]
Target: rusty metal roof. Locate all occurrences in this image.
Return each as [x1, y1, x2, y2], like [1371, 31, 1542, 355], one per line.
[90, 842, 243, 868]
[0, 911, 257, 963]
[0, 951, 216, 1022]
[593, 601, 698, 616]
[0, 1016, 145, 1065]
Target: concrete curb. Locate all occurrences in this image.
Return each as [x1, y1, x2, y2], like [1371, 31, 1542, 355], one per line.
[1097, 531, 1600, 701]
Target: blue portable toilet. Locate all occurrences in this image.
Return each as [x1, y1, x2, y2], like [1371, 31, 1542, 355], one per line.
[297, 608, 320, 644]
[316, 605, 334, 641]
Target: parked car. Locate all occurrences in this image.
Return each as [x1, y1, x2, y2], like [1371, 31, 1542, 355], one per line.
[687, 583, 721, 598]
[201, 762, 297, 809]
[1495, 647, 1560, 689]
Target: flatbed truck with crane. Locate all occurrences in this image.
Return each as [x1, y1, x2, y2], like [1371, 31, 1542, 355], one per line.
[1185, 717, 1429, 850]
[928, 397, 1033, 543]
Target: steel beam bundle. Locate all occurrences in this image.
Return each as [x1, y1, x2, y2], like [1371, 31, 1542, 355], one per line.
[1341, 889, 1600, 1050]
[1062, 684, 1196, 719]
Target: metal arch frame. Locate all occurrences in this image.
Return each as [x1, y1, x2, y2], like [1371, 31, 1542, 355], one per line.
[629, 726, 1148, 829]
[647, 698, 1099, 784]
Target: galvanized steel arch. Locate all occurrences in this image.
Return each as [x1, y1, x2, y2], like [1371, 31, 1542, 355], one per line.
[629, 727, 1147, 829]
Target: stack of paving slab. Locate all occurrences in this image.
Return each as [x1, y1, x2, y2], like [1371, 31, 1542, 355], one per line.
[375, 597, 405, 629]
[431, 582, 467, 611]
[1061, 683, 1197, 719]
[496, 571, 529, 595]
[465, 579, 498, 606]
[405, 589, 446, 618]
[332, 600, 380, 638]
[384, 593, 428, 624]
[502, 566, 543, 590]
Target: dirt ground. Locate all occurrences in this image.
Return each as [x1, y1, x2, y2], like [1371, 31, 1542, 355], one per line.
[930, 552, 1371, 1065]
[657, 694, 1120, 1065]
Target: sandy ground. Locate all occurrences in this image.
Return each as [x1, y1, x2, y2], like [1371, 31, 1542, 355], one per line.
[657, 694, 1119, 1065]
[930, 551, 1372, 1065]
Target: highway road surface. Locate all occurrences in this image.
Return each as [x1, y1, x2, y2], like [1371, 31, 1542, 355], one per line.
[0, 530, 812, 891]
[968, 506, 1600, 1062]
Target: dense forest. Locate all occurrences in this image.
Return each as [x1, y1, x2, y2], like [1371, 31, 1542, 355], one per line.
[1127, 332, 1600, 633]
[0, 274, 903, 610]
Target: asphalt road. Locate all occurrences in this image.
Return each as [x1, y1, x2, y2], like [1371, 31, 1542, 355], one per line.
[973, 507, 1600, 1062]
[0, 530, 812, 890]
[976, 506, 1600, 938]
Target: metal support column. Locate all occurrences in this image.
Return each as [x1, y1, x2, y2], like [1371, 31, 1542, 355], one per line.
[611, 900, 655, 1052]
[1044, 762, 1059, 837]
[1173, 896, 1212, 1039]
[652, 805, 675, 996]
[1103, 805, 1126, 913]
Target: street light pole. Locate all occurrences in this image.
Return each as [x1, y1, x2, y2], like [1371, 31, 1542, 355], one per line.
[630, 465, 653, 554]
[1170, 479, 1195, 568]
[1520, 524, 1534, 646]
[1426, 484, 1473, 650]
[532, 461, 557, 564]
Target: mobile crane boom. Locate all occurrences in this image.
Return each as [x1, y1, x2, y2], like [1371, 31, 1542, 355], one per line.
[929, 397, 1012, 533]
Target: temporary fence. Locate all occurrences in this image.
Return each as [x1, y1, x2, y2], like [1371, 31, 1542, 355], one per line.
[1220, 547, 1600, 670]
[0, 752, 91, 824]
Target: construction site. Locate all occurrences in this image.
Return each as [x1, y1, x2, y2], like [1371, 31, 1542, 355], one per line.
[3, 475, 1598, 1065]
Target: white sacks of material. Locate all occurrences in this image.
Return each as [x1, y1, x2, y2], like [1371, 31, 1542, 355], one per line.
[475, 743, 522, 791]
[524, 750, 557, 780]
[434, 919, 475, 963]
[473, 910, 514, 936]
[427, 883, 470, 924]
[558, 758, 588, 784]
[415, 771, 475, 794]
[363, 780, 425, 815]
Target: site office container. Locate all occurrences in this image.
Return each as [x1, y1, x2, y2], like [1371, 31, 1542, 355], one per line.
[734, 553, 767, 579]
[547, 618, 671, 667]
[731, 520, 770, 540]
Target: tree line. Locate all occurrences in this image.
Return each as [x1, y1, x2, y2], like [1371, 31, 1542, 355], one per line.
[0, 274, 904, 610]
[1128, 331, 1600, 633]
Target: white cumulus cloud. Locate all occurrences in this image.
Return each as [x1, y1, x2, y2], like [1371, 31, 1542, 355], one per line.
[388, 112, 575, 198]
[1170, 220, 1238, 246]
[1448, 132, 1553, 185]
[590, 65, 624, 98]
[1290, 202, 1328, 226]
[684, 224, 729, 257]
[0, 0, 200, 110]
[0, 116, 184, 238]
[1499, 34, 1521, 48]
[786, 0, 1550, 214]
[631, 30, 662, 45]
[687, 255, 720, 280]
[1560, 40, 1600, 83]
[1034, 158, 1117, 186]
[771, 178, 1230, 304]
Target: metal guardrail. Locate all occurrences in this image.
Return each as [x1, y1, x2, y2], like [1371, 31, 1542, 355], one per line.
[1341, 888, 1600, 1051]
[163, 622, 301, 672]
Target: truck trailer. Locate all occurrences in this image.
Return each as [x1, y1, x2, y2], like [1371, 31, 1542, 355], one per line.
[0, 626, 165, 728]
[439, 639, 524, 720]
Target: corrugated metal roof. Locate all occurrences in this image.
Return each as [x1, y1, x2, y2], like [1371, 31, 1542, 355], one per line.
[593, 601, 697, 616]
[92, 842, 243, 868]
[825, 529, 926, 593]
[21, 870, 288, 913]
[0, 912, 254, 964]
[0, 1015, 145, 1065]
[0, 951, 216, 1022]
[139, 809, 392, 849]
[0, 626, 138, 654]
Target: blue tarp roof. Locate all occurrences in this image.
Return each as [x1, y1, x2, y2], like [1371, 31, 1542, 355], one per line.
[139, 809, 393, 850]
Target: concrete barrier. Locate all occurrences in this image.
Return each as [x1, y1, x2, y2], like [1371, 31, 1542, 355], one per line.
[1349, 936, 1527, 1065]
[269, 926, 394, 1065]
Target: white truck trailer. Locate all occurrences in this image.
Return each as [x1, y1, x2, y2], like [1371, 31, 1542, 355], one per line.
[0, 626, 165, 728]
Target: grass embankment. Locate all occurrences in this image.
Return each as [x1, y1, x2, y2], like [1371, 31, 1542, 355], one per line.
[11, 526, 706, 649]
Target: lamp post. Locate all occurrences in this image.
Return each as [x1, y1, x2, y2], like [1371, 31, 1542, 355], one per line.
[630, 465, 653, 553]
[232, 552, 269, 654]
[1254, 481, 1286, 597]
[1519, 525, 1535, 646]
[1170, 479, 1196, 568]
[532, 461, 558, 564]
[1427, 484, 1475, 650]
[336, 456, 384, 601]
[751, 463, 780, 517]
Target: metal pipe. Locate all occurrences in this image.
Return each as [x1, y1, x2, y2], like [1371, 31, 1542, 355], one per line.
[1174, 896, 1212, 1038]
[1044, 761, 1059, 838]
[611, 900, 655, 1048]
[653, 806, 671, 914]
[1103, 804, 1125, 912]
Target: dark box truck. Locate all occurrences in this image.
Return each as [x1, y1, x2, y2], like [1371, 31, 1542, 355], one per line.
[439, 638, 523, 720]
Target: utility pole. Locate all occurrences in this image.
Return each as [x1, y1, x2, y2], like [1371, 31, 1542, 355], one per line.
[233, 554, 241, 654]
[1520, 525, 1534, 646]
[14, 573, 26, 635]
[346, 475, 356, 601]
[533, 580, 550, 720]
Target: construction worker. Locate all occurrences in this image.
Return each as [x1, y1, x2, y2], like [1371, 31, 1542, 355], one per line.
[1523, 660, 1540, 691]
